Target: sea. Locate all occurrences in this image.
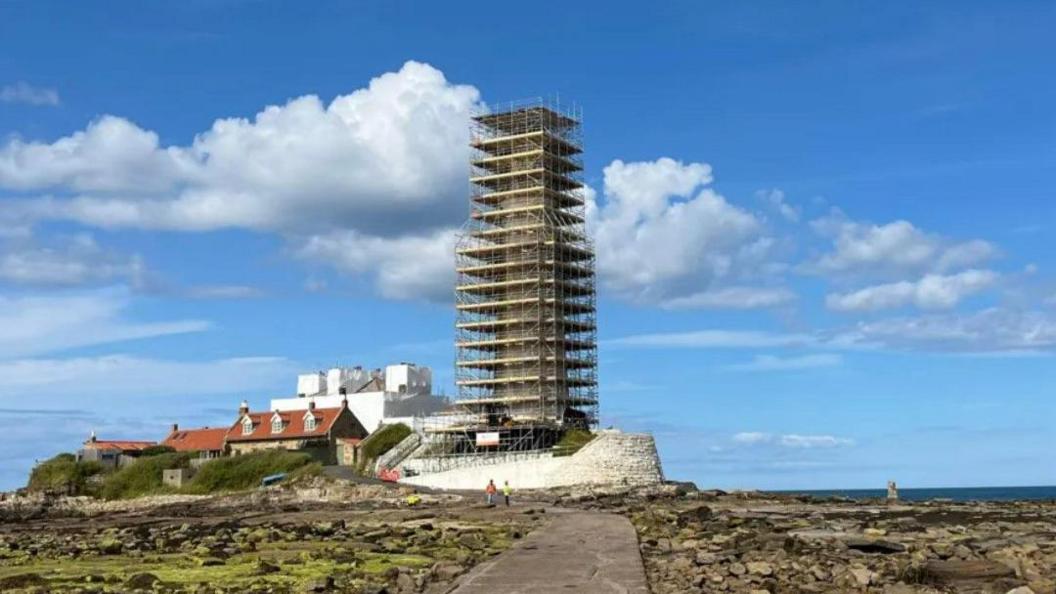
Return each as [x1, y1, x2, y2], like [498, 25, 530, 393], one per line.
[772, 485, 1056, 502]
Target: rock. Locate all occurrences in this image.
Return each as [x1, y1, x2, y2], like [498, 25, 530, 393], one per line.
[306, 575, 336, 592]
[924, 559, 1016, 580]
[1006, 588, 1035, 594]
[849, 567, 874, 586]
[676, 505, 713, 526]
[395, 571, 415, 592]
[729, 562, 747, 576]
[255, 560, 281, 575]
[433, 562, 464, 581]
[457, 533, 486, 551]
[846, 538, 907, 554]
[0, 573, 47, 589]
[746, 561, 774, 576]
[884, 585, 922, 594]
[124, 572, 160, 590]
[97, 537, 122, 554]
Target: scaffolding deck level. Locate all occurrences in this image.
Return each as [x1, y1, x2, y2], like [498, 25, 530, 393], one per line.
[456, 318, 596, 331]
[473, 149, 582, 171]
[457, 375, 596, 387]
[471, 130, 581, 154]
[457, 355, 594, 367]
[457, 337, 595, 350]
[472, 187, 583, 207]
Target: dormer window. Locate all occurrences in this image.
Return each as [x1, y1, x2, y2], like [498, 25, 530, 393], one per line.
[305, 415, 317, 432]
[270, 413, 284, 434]
[241, 417, 253, 435]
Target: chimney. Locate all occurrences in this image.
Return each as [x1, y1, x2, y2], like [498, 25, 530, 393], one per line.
[171, 423, 179, 433]
[339, 386, 347, 396]
[239, 399, 250, 415]
[89, 429, 97, 443]
[341, 396, 349, 409]
[307, 398, 316, 411]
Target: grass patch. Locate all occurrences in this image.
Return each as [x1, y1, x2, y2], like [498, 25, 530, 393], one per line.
[26, 453, 104, 495]
[552, 429, 595, 457]
[356, 423, 412, 474]
[186, 450, 315, 494]
[99, 453, 189, 500]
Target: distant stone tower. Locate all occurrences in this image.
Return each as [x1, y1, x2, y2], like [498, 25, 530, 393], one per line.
[452, 99, 598, 450]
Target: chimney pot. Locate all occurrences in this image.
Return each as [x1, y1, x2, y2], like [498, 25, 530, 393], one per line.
[171, 423, 179, 433]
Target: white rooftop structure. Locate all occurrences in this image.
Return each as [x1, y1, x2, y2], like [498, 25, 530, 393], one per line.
[273, 363, 443, 433]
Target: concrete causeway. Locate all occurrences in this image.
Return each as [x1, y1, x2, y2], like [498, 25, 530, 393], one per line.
[450, 509, 649, 594]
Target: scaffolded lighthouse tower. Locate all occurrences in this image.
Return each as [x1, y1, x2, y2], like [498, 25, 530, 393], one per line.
[451, 98, 598, 450]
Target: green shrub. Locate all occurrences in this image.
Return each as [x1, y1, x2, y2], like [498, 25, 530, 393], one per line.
[187, 450, 314, 494]
[553, 429, 595, 457]
[356, 423, 412, 474]
[99, 452, 189, 500]
[27, 453, 104, 495]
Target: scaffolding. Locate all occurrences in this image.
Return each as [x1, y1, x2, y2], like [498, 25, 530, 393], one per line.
[427, 98, 598, 455]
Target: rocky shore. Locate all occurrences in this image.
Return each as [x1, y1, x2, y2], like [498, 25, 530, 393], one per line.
[0, 480, 543, 593]
[1, 480, 1054, 593]
[554, 486, 1056, 594]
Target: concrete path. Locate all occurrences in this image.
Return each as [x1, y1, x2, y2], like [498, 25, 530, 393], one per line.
[450, 509, 649, 594]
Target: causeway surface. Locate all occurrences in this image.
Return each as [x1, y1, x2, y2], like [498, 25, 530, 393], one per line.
[450, 509, 649, 594]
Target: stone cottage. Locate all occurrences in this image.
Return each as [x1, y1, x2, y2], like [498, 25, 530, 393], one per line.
[225, 398, 366, 465]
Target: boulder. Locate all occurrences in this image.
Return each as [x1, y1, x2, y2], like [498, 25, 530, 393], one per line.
[124, 572, 160, 590]
[845, 538, 907, 554]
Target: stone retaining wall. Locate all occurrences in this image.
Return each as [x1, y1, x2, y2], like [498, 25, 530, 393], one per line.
[399, 430, 663, 490]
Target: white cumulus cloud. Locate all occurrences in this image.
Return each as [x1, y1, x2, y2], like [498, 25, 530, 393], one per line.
[0, 62, 480, 301]
[757, 188, 800, 223]
[826, 269, 998, 312]
[588, 158, 787, 307]
[295, 228, 457, 301]
[807, 210, 997, 277]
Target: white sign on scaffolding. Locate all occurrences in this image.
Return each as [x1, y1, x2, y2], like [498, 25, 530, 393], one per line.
[476, 432, 500, 447]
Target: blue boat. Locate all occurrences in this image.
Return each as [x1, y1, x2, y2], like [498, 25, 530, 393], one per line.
[260, 473, 287, 487]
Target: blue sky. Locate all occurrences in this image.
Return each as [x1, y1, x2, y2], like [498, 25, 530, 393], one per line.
[1, 1, 1054, 491]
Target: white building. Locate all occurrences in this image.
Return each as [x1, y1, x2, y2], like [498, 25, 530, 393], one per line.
[271, 363, 444, 433]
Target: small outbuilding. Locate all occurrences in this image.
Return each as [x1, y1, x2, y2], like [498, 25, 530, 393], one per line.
[77, 432, 157, 470]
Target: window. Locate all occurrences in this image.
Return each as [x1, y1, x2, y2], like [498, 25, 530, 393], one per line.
[305, 415, 317, 432]
[241, 418, 253, 435]
[271, 416, 284, 434]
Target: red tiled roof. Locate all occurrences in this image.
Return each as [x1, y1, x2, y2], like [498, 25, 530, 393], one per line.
[226, 406, 345, 442]
[84, 440, 157, 452]
[162, 427, 227, 452]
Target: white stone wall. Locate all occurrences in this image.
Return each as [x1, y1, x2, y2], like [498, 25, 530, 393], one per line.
[399, 430, 663, 491]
